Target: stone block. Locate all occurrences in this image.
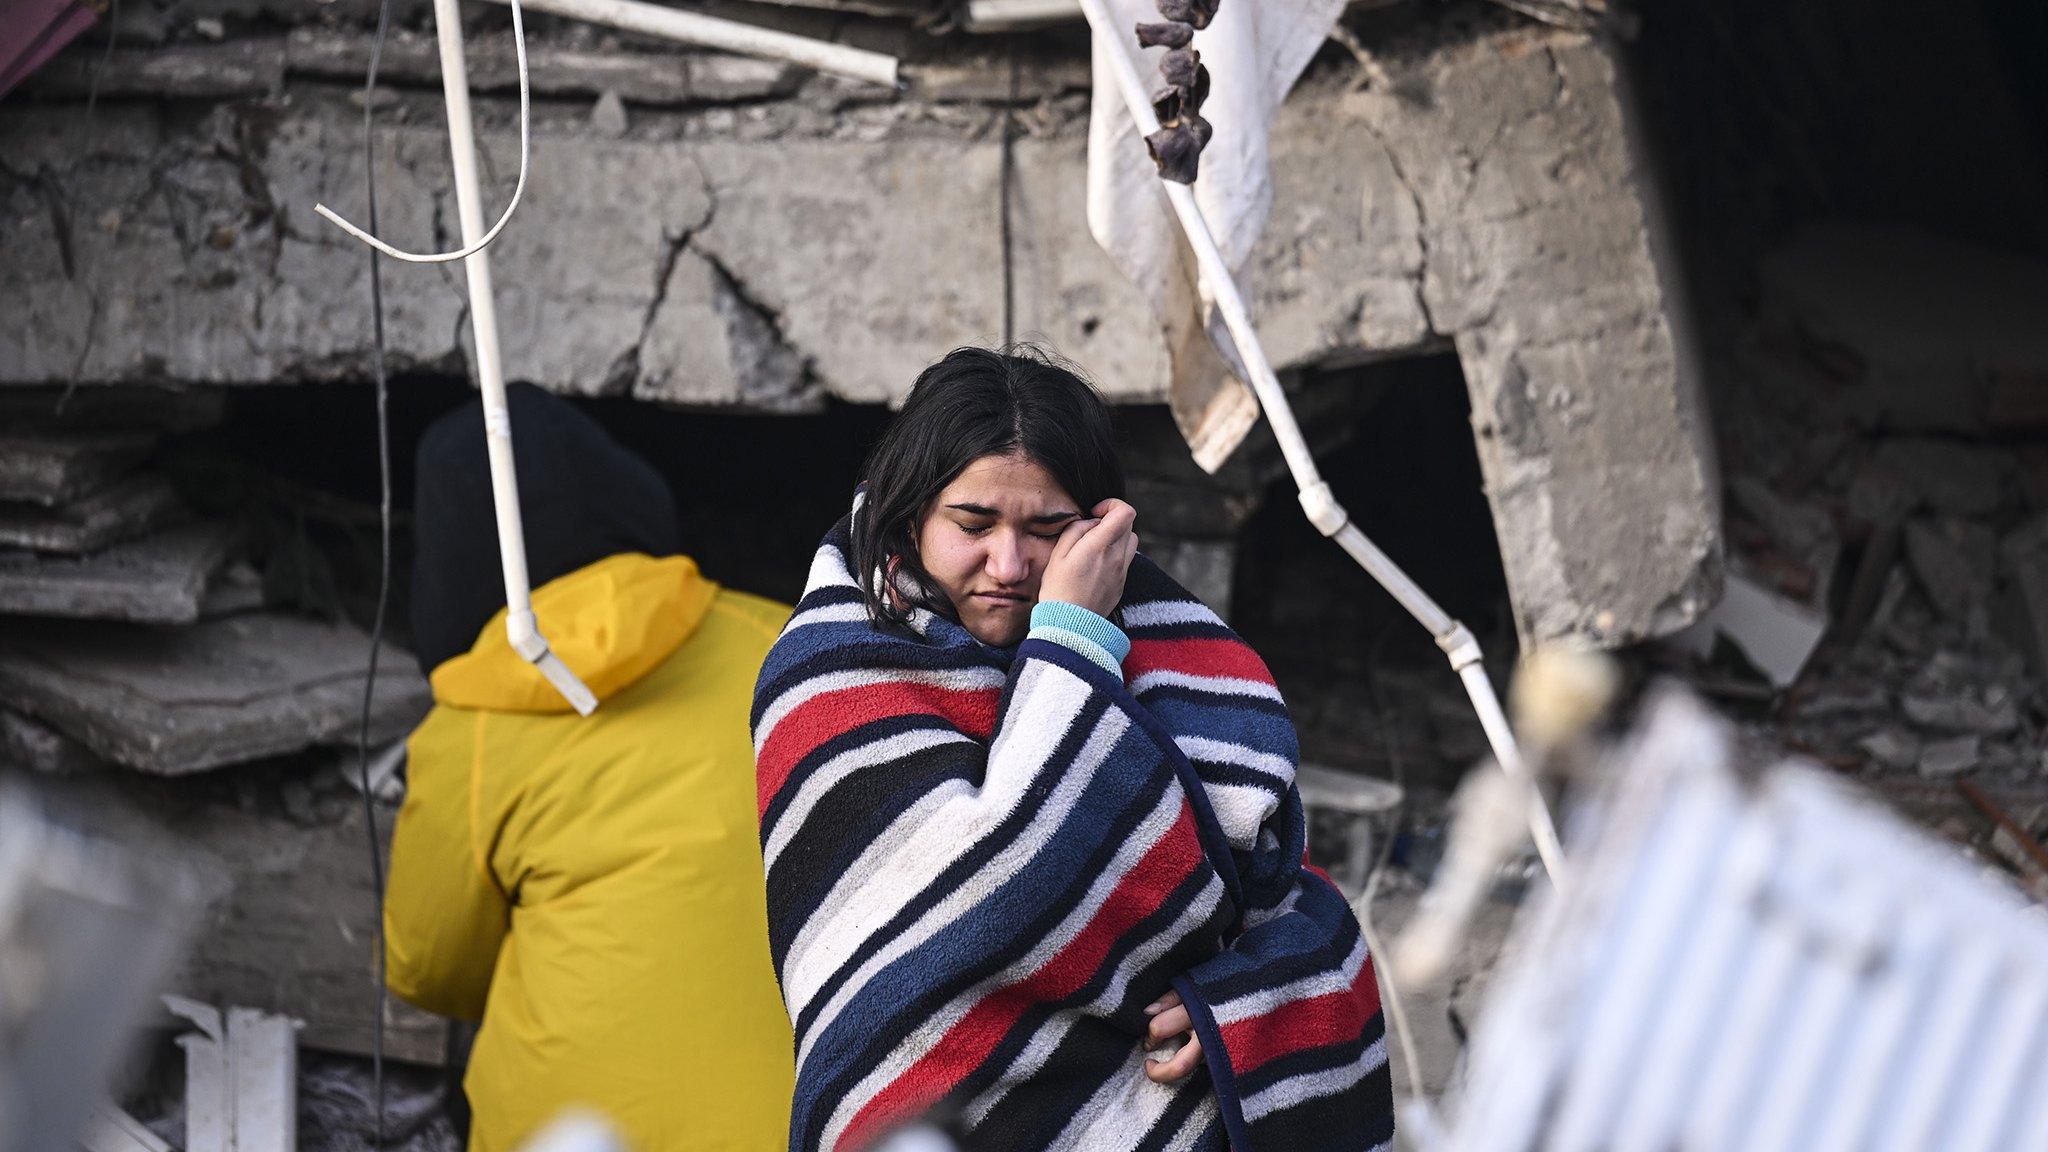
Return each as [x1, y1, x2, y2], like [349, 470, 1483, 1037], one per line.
[0, 520, 241, 623]
[0, 474, 184, 553]
[0, 430, 156, 506]
[0, 612, 431, 775]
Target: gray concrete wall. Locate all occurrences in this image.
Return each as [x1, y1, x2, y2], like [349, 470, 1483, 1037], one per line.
[0, 13, 1719, 647]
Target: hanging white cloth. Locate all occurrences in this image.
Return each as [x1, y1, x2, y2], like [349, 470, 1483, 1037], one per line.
[1087, 0, 1346, 471]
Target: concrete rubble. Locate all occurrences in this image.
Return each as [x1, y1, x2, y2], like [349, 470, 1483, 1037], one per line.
[0, 474, 186, 553]
[0, 521, 243, 623]
[0, 613, 430, 775]
[1662, 222, 2048, 846]
[0, 4, 1718, 652]
[0, 430, 157, 505]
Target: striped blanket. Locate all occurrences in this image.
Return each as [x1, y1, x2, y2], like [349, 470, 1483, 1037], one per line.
[753, 505, 1393, 1152]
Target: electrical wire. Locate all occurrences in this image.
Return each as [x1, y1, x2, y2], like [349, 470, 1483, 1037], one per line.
[315, 0, 532, 263]
[352, 0, 398, 1141]
[998, 43, 1019, 348]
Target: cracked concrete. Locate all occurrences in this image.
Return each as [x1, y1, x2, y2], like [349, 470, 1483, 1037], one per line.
[0, 16, 1717, 647]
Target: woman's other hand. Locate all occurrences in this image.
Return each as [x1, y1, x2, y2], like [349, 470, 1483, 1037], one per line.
[1040, 499, 1138, 619]
[1141, 989, 1203, 1084]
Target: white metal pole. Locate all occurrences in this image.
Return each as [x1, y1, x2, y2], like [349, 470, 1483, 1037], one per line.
[1078, 0, 1565, 886]
[433, 0, 597, 716]
[471, 0, 901, 88]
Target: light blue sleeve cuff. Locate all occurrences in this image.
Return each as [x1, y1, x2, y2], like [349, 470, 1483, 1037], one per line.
[1029, 600, 1131, 678]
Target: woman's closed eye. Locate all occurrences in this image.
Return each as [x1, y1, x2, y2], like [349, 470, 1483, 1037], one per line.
[958, 522, 1065, 541]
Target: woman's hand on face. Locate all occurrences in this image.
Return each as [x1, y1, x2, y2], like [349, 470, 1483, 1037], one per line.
[1039, 499, 1138, 619]
[1141, 990, 1203, 1084]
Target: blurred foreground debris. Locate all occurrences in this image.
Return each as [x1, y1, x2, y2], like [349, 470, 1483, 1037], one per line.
[0, 783, 207, 1152]
[1423, 688, 2048, 1151]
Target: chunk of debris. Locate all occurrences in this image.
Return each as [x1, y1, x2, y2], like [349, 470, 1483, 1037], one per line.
[590, 89, 628, 137]
[1666, 571, 1828, 689]
[0, 474, 184, 553]
[1856, 727, 1921, 772]
[1900, 686, 2021, 735]
[1999, 548, 2048, 683]
[0, 430, 156, 506]
[1918, 735, 1981, 779]
[0, 521, 241, 624]
[0, 613, 430, 775]
[1903, 517, 1997, 623]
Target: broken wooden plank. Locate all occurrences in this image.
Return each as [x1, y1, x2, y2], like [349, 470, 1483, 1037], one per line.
[0, 474, 183, 554]
[0, 520, 240, 623]
[0, 612, 431, 775]
[0, 430, 155, 506]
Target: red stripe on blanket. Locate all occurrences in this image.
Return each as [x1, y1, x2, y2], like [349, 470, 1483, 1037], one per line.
[758, 682, 1000, 816]
[835, 805, 1209, 1152]
[1215, 963, 1383, 1077]
[1124, 637, 1277, 688]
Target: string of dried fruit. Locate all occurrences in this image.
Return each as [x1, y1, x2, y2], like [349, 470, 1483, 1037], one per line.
[1137, 0, 1218, 183]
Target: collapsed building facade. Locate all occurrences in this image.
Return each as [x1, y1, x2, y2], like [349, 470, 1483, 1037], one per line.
[6, 0, 2048, 1135]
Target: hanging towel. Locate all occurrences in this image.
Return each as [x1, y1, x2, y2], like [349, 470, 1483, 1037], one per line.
[1087, 0, 1349, 471]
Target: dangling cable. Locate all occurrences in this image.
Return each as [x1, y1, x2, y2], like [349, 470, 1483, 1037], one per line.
[315, 0, 532, 263]
[353, 0, 398, 1141]
[998, 43, 1019, 348]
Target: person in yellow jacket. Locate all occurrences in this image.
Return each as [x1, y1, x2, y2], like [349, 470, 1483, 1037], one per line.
[385, 384, 794, 1152]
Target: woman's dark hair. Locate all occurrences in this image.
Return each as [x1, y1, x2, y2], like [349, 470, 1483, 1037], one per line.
[855, 345, 1124, 632]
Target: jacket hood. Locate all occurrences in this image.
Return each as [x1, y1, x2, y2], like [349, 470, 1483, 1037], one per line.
[430, 552, 716, 713]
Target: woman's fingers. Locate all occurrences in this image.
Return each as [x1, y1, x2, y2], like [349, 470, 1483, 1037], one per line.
[1146, 1005, 1192, 1045]
[1144, 990, 1182, 1016]
[1143, 1032, 1204, 1084]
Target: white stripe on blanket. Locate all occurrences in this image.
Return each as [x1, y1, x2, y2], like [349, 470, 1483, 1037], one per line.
[763, 727, 980, 872]
[1120, 600, 1226, 629]
[1209, 933, 1370, 1027]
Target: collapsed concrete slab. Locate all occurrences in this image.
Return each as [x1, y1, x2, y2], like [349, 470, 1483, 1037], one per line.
[0, 474, 184, 553]
[0, 612, 431, 774]
[0, 520, 240, 623]
[0, 430, 156, 505]
[0, 15, 1717, 647]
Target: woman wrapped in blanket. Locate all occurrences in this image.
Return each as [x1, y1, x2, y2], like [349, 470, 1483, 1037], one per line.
[753, 347, 1394, 1152]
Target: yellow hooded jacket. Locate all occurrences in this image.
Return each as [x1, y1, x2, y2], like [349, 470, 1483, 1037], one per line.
[385, 552, 794, 1152]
